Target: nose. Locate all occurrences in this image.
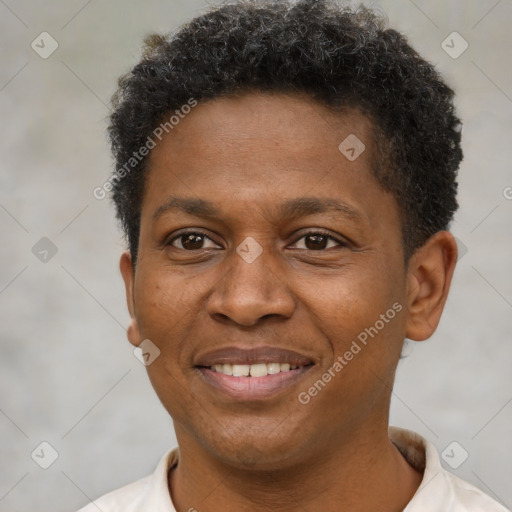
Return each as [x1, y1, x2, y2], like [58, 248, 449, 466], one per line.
[206, 244, 296, 327]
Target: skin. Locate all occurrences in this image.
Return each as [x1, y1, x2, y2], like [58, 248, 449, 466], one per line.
[120, 92, 458, 512]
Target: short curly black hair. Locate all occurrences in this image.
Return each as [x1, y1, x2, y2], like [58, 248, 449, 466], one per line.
[108, 0, 462, 264]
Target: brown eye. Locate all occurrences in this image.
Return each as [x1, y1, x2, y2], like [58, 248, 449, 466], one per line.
[181, 234, 204, 250]
[170, 232, 219, 250]
[291, 232, 344, 251]
[305, 234, 329, 250]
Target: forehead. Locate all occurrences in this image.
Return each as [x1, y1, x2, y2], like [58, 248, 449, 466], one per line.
[141, 92, 397, 228]
[145, 92, 378, 188]
[150, 92, 375, 159]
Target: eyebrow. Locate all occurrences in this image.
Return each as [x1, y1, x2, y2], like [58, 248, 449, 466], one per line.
[152, 196, 363, 223]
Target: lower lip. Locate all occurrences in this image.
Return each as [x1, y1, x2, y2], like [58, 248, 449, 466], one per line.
[197, 367, 312, 400]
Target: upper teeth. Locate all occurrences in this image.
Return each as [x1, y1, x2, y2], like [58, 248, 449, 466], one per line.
[211, 363, 300, 377]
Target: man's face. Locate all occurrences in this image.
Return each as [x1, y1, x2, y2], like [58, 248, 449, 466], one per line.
[123, 92, 411, 469]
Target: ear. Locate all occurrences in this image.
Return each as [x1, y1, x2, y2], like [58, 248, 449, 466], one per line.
[120, 251, 141, 348]
[405, 231, 458, 341]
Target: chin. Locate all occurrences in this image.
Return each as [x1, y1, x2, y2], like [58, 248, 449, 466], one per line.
[197, 421, 309, 472]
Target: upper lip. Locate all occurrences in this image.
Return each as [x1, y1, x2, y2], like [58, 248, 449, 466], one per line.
[194, 346, 314, 367]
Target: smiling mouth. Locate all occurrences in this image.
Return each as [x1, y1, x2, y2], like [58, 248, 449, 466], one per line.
[194, 346, 314, 399]
[207, 362, 308, 377]
[196, 362, 313, 401]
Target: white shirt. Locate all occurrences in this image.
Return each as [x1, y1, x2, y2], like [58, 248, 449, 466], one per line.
[77, 427, 509, 511]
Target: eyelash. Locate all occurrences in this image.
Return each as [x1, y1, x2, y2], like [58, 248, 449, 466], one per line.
[166, 228, 348, 251]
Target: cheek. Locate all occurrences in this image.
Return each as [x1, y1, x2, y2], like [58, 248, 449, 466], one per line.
[134, 271, 186, 343]
[314, 260, 405, 361]
[133, 265, 215, 366]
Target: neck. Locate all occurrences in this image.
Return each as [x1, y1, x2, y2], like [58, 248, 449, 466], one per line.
[168, 421, 423, 512]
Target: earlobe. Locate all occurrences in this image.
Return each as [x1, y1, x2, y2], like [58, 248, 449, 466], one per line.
[120, 251, 142, 347]
[126, 317, 142, 348]
[405, 231, 458, 342]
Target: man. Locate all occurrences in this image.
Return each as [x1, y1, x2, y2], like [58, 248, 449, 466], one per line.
[80, 0, 509, 510]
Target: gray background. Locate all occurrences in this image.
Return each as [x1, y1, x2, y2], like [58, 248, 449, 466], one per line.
[1, 0, 511, 511]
